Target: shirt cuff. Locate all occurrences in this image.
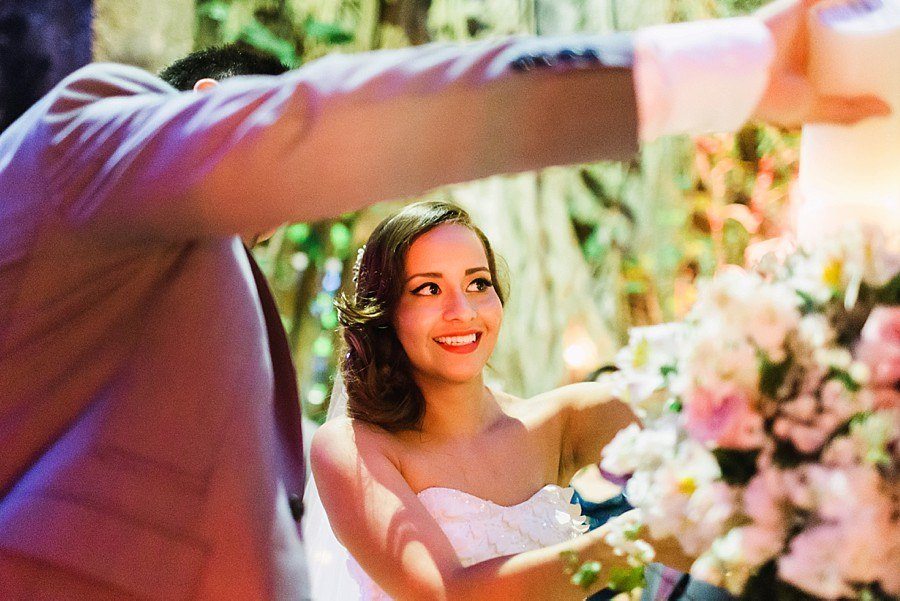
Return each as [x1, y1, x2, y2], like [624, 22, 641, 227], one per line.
[634, 16, 775, 141]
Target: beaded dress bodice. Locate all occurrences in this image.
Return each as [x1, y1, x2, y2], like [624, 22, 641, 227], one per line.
[347, 484, 589, 600]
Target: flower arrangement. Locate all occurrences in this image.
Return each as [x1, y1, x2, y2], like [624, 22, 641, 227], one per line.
[601, 227, 900, 600]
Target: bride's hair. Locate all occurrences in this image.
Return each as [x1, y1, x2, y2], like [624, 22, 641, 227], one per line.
[335, 201, 506, 432]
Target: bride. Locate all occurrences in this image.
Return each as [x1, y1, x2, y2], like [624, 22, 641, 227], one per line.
[309, 201, 692, 600]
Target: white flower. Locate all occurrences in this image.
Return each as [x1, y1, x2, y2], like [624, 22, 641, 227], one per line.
[797, 314, 834, 351]
[743, 283, 801, 361]
[626, 442, 734, 556]
[690, 268, 759, 325]
[847, 410, 896, 467]
[614, 324, 687, 417]
[683, 333, 759, 395]
[602, 510, 656, 566]
[692, 530, 757, 595]
[814, 347, 853, 372]
[600, 423, 678, 476]
[848, 361, 871, 387]
[691, 552, 725, 588]
[598, 225, 900, 599]
[679, 482, 738, 555]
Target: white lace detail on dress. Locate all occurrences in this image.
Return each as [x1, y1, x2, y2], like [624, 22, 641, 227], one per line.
[347, 484, 588, 601]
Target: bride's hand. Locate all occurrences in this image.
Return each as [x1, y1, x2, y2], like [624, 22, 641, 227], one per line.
[753, 0, 892, 127]
[650, 534, 696, 575]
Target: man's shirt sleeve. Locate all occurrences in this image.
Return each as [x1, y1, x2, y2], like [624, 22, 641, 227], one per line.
[635, 16, 774, 141]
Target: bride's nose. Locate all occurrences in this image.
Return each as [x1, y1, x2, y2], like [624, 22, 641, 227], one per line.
[442, 288, 477, 322]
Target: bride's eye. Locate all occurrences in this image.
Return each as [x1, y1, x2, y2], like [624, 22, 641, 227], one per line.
[466, 277, 493, 293]
[411, 282, 440, 296]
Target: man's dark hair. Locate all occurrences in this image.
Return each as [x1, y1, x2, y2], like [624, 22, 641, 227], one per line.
[159, 42, 290, 91]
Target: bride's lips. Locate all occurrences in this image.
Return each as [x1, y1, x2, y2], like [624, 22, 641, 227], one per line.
[433, 332, 482, 354]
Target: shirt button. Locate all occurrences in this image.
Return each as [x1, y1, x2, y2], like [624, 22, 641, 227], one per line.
[581, 48, 601, 62]
[288, 493, 303, 522]
[511, 55, 535, 71]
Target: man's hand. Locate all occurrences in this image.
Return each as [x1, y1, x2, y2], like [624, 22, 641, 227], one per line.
[753, 0, 892, 127]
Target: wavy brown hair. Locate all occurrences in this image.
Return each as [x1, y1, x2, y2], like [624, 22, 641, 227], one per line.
[335, 201, 506, 432]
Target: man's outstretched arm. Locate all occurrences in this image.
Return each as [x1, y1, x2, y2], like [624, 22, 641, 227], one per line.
[37, 3, 885, 240]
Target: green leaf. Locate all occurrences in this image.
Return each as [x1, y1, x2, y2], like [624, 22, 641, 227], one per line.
[875, 272, 900, 305]
[304, 18, 355, 45]
[759, 353, 792, 399]
[712, 448, 760, 485]
[722, 218, 750, 266]
[772, 439, 807, 469]
[827, 367, 862, 392]
[559, 550, 580, 573]
[624, 280, 648, 295]
[608, 565, 646, 592]
[198, 1, 229, 22]
[570, 561, 602, 590]
[329, 222, 352, 255]
[795, 289, 819, 315]
[238, 20, 296, 67]
[623, 522, 644, 541]
[320, 309, 339, 330]
[665, 397, 683, 413]
[312, 335, 333, 357]
[286, 223, 311, 245]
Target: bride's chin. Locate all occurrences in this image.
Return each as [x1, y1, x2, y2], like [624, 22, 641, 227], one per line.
[417, 365, 486, 386]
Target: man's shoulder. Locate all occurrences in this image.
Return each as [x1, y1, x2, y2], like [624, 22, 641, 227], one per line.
[53, 62, 175, 102]
[34, 63, 175, 124]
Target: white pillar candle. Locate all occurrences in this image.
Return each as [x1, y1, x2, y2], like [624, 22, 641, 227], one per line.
[796, 0, 900, 246]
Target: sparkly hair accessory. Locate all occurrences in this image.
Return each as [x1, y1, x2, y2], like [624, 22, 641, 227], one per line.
[352, 245, 366, 284]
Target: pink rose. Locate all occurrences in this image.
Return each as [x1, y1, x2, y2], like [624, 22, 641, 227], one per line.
[743, 472, 786, 529]
[685, 383, 764, 449]
[856, 306, 900, 410]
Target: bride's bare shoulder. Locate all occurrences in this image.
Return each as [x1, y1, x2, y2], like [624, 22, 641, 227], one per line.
[310, 416, 399, 470]
[503, 381, 613, 422]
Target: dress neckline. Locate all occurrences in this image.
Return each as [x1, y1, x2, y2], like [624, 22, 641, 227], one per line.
[415, 483, 567, 509]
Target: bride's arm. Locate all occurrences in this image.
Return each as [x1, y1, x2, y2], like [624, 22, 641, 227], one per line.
[554, 381, 637, 483]
[310, 416, 624, 601]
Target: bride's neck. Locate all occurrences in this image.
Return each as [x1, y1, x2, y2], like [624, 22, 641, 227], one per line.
[415, 374, 501, 439]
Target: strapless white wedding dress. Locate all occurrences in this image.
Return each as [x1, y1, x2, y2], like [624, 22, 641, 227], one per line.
[347, 484, 589, 601]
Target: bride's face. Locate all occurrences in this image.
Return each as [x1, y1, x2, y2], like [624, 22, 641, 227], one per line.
[393, 223, 503, 385]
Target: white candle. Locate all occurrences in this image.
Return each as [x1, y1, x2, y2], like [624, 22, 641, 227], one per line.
[796, 0, 900, 246]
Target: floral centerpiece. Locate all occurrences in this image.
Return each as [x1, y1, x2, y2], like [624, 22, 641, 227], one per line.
[601, 227, 900, 600]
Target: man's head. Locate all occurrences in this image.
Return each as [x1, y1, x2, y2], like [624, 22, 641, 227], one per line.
[159, 42, 289, 92]
[159, 43, 291, 247]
